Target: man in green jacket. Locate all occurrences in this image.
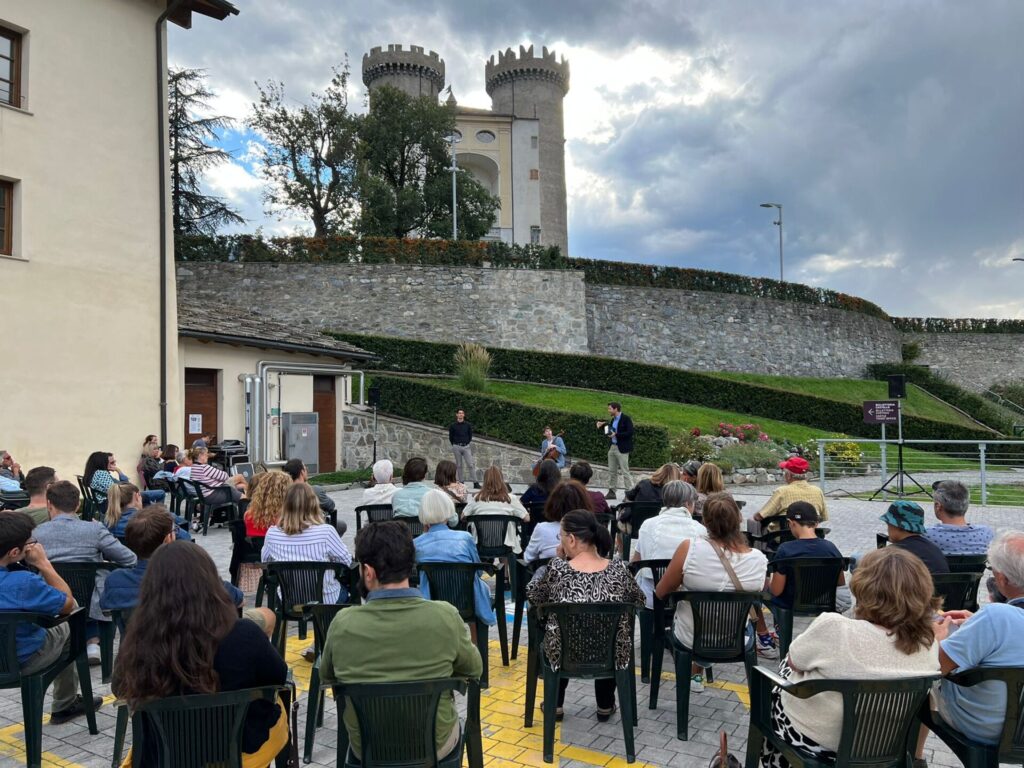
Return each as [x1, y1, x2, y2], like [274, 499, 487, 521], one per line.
[321, 521, 482, 760]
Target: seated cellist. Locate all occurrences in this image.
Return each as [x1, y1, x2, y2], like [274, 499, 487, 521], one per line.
[533, 427, 567, 475]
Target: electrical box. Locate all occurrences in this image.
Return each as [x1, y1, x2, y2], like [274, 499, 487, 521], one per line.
[282, 412, 319, 474]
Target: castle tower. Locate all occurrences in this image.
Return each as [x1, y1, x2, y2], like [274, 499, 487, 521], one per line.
[362, 44, 445, 100]
[486, 45, 570, 255]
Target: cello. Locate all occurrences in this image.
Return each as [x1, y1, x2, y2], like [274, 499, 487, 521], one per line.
[532, 430, 565, 477]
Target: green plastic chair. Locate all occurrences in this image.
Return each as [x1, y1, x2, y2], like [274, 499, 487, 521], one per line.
[945, 555, 988, 612]
[52, 561, 125, 684]
[520, 558, 553, 729]
[0, 489, 29, 510]
[263, 561, 353, 657]
[462, 514, 522, 667]
[744, 665, 938, 768]
[302, 603, 356, 763]
[114, 684, 292, 768]
[626, 559, 672, 684]
[418, 562, 497, 689]
[614, 501, 662, 559]
[333, 677, 483, 768]
[354, 504, 394, 531]
[0, 607, 98, 768]
[652, 591, 761, 740]
[917, 666, 1024, 767]
[187, 479, 238, 536]
[932, 571, 984, 612]
[528, 602, 638, 763]
[75, 476, 98, 522]
[510, 507, 548, 660]
[767, 556, 848, 658]
[747, 526, 831, 555]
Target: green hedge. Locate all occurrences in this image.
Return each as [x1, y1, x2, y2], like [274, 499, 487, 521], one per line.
[175, 234, 888, 320]
[895, 317, 1024, 334]
[336, 333, 1005, 445]
[866, 364, 1014, 434]
[371, 375, 671, 468]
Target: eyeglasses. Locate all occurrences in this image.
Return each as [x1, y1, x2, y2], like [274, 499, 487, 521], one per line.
[22, 538, 37, 548]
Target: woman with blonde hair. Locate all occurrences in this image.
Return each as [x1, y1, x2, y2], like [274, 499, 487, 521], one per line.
[757, 547, 940, 767]
[106, 482, 189, 541]
[618, 462, 682, 541]
[461, 465, 529, 552]
[244, 471, 291, 537]
[694, 463, 724, 519]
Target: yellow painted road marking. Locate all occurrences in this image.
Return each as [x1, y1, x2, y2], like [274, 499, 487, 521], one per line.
[0, 694, 117, 768]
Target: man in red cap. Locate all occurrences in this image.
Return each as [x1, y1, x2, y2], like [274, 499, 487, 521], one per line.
[751, 455, 829, 533]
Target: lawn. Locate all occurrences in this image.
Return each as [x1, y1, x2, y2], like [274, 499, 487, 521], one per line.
[708, 372, 980, 429]
[857, 483, 1024, 507]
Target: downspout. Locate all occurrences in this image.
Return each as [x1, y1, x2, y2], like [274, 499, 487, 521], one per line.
[156, 1, 186, 446]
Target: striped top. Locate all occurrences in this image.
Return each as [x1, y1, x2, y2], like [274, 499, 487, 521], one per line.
[190, 463, 229, 498]
[261, 524, 353, 604]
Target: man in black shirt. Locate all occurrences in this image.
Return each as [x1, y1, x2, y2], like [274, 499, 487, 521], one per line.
[448, 409, 476, 485]
[880, 500, 949, 575]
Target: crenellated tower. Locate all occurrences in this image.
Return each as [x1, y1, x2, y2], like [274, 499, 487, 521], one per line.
[361, 44, 446, 100]
[486, 45, 570, 255]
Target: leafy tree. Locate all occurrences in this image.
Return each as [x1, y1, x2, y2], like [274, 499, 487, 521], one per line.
[357, 85, 499, 240]
[168, 67, 244, 236]
[248, 64, 359, 236]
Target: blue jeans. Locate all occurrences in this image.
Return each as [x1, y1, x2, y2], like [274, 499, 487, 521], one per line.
[141, 490, 165, 506]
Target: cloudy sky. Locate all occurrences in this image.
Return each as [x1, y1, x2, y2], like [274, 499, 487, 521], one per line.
[170, 0, 1024, 319]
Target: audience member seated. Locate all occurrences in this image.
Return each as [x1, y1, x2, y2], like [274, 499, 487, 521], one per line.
[0, 471, 21, 493]
[361, 459, 397, 506]
[244, 471, 289, 538]
[751, 456, 828, 534]
[18, 466, 56, 525]
[694, 463, 724, 519]
[0, 511, 101, 724]
[523, 480, 593, 565]
[519, 459, 561, 510]
[916, 531, 1024, 761]
[757, 548, 940, 767]
[766, 502, 849, 615]
[160, 444, 180, 473]
[105, 483, 190, 542]
[526, 510, 644, 722]
[34, 481, 136, 666]
[101, 507, 274, 637]
[656, 492, 769, 690]
[85, 451, 163, 507]
[462, 466, 528, 552]
[680, 460, 701, 487]
[925, 480, 994, 555]
[879, 500, 949, 575]
[630, 480, 706, 608]
[262, 483, 352, 660]
[434, 459, 468, 503]
[136, 441, 163, 491]
[415, 489, 497, 630]
[320, 521, 482, 762]
[391, 457, 440, 521]
[0, 450, 24, 484]
[190, 446, 247, 505]
[112, 541, 289, 767]
[619, 463, 682, 537]
[569, 461, 610, 515]
[283, 458, 339, 528]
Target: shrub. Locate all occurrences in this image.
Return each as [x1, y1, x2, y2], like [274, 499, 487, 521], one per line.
[669, 432, 717, 464]
[454, 342, 491, 392]
[901, 342, 921, 363]
[712, 460, 735, 475]
[717, 442, 786, 470]
[895, 317, 1024, 334]
[718, 422, 770, 442]
[824, 441, 865, 470]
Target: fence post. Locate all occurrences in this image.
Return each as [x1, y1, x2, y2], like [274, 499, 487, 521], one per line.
[880, 425, 887, 484]
[979, 443, 987, 505]
[818, 441, 827, 491]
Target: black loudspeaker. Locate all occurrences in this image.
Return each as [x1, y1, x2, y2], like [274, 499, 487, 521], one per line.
[887, 374, 907, 399]
[368, 385, 381, 408]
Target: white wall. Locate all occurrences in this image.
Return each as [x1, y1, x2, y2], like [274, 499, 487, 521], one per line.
[511, 118, 541, 244]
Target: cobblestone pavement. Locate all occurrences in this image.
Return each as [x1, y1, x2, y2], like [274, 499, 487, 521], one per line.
[0, 486, 1019, 767]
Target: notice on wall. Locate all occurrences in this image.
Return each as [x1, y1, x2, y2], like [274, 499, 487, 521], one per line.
[189, 414, 203, 434]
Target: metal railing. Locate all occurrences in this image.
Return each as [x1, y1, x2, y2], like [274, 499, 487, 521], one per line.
[814, 438, 1024, 506]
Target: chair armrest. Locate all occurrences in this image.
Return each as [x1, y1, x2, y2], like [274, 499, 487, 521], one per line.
[35, 606, 86, 629]
[476, 563, 497, 576]
[945, 666, 1004, 687]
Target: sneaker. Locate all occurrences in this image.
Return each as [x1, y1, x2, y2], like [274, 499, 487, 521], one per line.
[596, 704, 616, 722]
[51, 695, 103, 725]
[690, 674, 705, 693]
[86, 643, 101, 666]
[555, 707, 564, 722]
[604, 490, 617, 500]
[756, 632, 779, 660]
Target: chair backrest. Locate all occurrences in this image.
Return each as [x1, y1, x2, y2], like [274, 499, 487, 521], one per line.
[419, 563, 495, 623]
[770, 557, 848, 614]
[593, 512, 616, 540]
[464, 514, 520, 557]
[946, 553, 988, 574]
[307, 603, 355, 658]
[618, 502, 662, 540]
[526, 557, 552, 578]
[627, 558, 672, 587]
[520, 502, 547, 550]
[833, 676, 937, 765]
[932, 572, 983, 612]
[355, 504, 394, 531]
[676, 591, 761, 660]
[334, 678, 468, 767]
[751, 526, 830, 554]
[264, 561, 345, 616]
[876, 532, 890, 549]
[947, 666, 1024, 762]
[129, 685, 285, 768]
[399, 518, 424, 537]
[52, 561, 120, 613]
[537, 602, 636, 678]
[0, 490, 29, 510]
[0, 612, 55, 686]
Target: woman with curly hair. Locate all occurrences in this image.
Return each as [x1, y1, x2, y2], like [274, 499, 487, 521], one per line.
[244, 471, 291, 538]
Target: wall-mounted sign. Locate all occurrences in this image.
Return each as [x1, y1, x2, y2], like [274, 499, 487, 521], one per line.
[188, 414, 202, 433]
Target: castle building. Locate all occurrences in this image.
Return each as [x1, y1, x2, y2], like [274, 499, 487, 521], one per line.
[362, 44, 570, 255]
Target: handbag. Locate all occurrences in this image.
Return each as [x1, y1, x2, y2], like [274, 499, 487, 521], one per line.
[708, 540, 761, 622]
[709, 731, 741, 768]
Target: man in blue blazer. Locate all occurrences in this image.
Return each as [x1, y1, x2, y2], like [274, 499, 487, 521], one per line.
[596, 402, 634, 500]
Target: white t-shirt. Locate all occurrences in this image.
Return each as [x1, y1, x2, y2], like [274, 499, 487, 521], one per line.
[461, 498, 528, 553]
[634, 507, 707, 608]
[361, 483, 397, 506]
[672, 537, 767, 647]
[783, 612, 939, 749]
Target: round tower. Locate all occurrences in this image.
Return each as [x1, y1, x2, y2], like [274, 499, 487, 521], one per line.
[362, 44, 445, 100]
[486, 45, 570, 255]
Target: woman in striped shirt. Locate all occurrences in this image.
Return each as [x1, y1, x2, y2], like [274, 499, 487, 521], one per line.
[189, 446, 247, 503]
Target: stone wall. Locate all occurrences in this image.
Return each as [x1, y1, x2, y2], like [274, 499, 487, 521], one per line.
[341, 407, 613, 486]
[176, 263, 589, 354]
[905, 332, 1024, 392]
[585, 284, 903, 377]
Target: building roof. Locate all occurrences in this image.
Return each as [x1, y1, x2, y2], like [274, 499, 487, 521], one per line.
[177, 298, 375, 361]
[167, 0, 239, 29]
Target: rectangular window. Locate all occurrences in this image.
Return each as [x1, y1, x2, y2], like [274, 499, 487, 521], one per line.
[529, 168, 540, 180]
[0, 27, 22, 108]
[530, 226, 541, 245]
[531, 136, 538, 149]
[0, 180, 12, 255]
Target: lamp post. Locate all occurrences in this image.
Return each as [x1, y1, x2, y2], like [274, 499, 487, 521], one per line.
[760, 202, 784, 282]
[449, 131, 462, 240]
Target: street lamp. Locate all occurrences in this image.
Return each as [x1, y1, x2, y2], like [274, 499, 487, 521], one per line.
[449, 130, 462, 240]
[760, 202, 784, 282]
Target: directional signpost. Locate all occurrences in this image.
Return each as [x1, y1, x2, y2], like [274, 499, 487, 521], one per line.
[863, 400, 899, 425]
[864, 398, 927, 499]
